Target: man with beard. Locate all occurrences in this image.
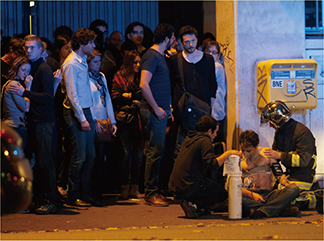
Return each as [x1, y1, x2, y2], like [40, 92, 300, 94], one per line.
[140, 23, 175, 207]
[168, 25, 217, 157]
[100, 31, 124, 92]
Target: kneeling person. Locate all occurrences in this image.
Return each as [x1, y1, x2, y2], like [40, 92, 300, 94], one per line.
[169, 116, 241, 218]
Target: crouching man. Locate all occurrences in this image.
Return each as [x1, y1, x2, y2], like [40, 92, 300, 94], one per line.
[169, 116, 241, 218]
[239, 130, 301, 219]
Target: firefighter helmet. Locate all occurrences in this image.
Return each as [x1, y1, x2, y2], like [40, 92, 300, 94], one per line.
[261, 100, 292, 128]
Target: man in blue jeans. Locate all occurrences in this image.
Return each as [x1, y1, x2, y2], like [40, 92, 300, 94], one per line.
[239, 130, 301, 219]
[140, 23, 175, 207]
[62, 28, 101, 207]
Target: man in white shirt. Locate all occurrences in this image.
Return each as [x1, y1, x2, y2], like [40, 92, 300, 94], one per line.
[61, 28, 99, 207]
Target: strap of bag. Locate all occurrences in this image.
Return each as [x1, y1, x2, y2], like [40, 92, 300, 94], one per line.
[177, 52, 207, 103]
[177, 52, 186, 91]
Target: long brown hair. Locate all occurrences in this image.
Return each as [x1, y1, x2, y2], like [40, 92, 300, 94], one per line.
[120, 50, 141, 78]
[7, 56, 30, 80]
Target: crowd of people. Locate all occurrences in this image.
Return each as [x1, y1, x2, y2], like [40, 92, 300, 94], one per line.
[1, 19, 320, 218]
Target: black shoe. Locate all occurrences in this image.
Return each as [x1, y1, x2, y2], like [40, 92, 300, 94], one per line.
[35, 201, 59, 215]
[67, 199, 91, 207]
[250, 209, 267, 219]
[83, 197, 105, 207]
[180, 200, 202, 219]
[280, 206, 301, 217]
[20, 202, 41, 214]
[210, 201, 228, 212]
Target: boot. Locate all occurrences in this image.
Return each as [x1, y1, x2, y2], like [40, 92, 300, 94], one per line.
[120, 185, 130, 200]
[129, 184, 140, 199]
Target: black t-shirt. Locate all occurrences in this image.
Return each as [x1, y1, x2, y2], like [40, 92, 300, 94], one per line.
[141, 48, 171, 114]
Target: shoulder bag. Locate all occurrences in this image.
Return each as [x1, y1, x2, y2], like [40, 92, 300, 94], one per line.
[173, 53, 211, 131]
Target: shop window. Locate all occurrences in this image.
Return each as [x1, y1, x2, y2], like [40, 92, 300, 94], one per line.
[306, 0, 323, 35]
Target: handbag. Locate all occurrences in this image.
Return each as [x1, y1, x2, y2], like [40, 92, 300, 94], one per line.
[95, 117, 112, 142]
[173, 53, 211, 131]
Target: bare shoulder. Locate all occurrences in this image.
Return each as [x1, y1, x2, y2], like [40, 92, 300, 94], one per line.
[258, 147, 272, 164]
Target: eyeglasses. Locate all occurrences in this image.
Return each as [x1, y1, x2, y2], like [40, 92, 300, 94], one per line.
[207, 50, 218, 55]
[133, 61, 141, 64]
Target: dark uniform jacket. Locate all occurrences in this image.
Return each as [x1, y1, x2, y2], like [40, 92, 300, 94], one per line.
[273, 118, 317, 188]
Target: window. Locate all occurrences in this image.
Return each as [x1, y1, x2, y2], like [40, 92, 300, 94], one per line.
[305, 0, 323, 35]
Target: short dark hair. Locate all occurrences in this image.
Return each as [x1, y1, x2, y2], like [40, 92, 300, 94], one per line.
[125, 22, 145, 37]
[71, 28, 96, 51]
[195, 116, 219, 133]
[179, 25, 198, 42]
[153, 23, 175, 44]
[239, 130, 260, 148]
[54, 26, 73, 39]
[201, 32, 215, 42]
[51, 35, 71, 62]
[40, 37, 53, 53]
[3, 37, 24, 55]
[89, 19, 108, 30]
[109, 31, 123, 39]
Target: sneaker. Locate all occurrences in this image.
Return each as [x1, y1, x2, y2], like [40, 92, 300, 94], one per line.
[280, 206, 301, 217]
[180, 200, 201, 219]
[35, 201, 58, 215]
[144, 195, 169, 207]
[20, 202, 41, 214]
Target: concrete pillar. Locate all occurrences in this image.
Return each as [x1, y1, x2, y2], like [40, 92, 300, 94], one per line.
[216, 0, 305, 149]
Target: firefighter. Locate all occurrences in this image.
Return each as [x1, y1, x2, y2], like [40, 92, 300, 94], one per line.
[261, 100, 319, 210]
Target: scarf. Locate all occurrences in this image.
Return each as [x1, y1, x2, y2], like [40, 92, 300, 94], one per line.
[89, 69, 107, 107]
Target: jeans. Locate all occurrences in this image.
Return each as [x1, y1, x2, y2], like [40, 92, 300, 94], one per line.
[13, 127, 27, 150]
[242, 184, 300, 217]
[140, 108, 168, 198]
[92, 141, 111, 197]
[174, 125, 188, 160]
[30, 121, 57, 204]
[63, 108, 95, 201]
[118, 122, 143, 185]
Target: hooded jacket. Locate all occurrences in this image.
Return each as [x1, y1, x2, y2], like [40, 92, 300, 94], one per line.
[169, 131, 219, 197]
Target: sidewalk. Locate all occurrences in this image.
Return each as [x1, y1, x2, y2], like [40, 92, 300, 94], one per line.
[1, 194, 323, 237]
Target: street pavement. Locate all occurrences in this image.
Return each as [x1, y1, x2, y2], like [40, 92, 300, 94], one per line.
[1, 194, 323, 240]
